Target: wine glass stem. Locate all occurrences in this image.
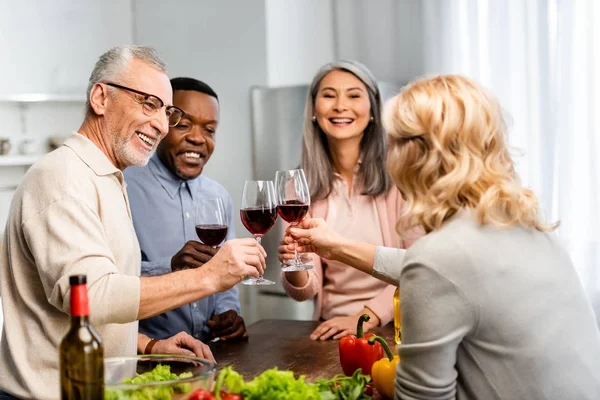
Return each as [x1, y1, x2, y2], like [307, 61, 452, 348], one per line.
[291, 222, 301, 265]
[255, 235, 263, 279]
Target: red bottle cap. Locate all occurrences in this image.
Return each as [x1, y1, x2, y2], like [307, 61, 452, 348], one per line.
[70, 275, 89, 317]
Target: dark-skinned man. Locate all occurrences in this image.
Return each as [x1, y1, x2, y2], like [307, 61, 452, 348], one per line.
[124, 77, 248, 346]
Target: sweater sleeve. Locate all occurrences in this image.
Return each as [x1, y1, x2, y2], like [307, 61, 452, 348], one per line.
[23, 196, 140, 327]
[395, 261, 476, 400]
[372, 246, 406, 285]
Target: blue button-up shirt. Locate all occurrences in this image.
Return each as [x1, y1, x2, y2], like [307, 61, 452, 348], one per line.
[124, 154, 240, 342]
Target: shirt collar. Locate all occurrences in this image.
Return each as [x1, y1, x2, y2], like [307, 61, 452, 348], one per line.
[149, 153, 201, 200]
[63, 132, 121, 177]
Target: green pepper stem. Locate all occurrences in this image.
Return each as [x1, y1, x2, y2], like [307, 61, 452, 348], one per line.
[357, 314, 370, 338]
[368, 335, 395, 360]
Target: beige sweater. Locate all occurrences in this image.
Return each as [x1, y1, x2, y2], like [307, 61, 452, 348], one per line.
[0, 133, 141, 399]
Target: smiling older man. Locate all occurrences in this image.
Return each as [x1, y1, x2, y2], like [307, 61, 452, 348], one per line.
[0, 46, 265, 400]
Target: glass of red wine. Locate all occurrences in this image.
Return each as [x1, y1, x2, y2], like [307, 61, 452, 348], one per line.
[275, 169, 313, 272]
[195, 197, 228, 248]
[240, 180, 277, 285]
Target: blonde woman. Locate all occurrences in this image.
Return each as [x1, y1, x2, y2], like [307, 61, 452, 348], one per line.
[287, 75, 600, 399]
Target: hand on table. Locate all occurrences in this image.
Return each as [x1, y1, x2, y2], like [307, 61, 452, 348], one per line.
[310, 311, 380, 341]
[206, 310, 248, 342]
[150, 331, 215, 361]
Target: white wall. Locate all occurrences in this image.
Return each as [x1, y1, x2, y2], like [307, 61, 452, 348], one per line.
[263, 0, 425, 87]
[334, 0, 425, 85]
[265, 0, 335, 86]
[0, 0, 133, 95]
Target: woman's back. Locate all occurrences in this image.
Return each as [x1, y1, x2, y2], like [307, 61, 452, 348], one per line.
[398, 209, 600, 399]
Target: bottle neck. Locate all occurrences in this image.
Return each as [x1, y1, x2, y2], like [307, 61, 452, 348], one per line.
[70, 283, 90, 326]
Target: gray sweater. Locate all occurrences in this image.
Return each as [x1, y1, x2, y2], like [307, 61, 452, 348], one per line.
[373, 210, 600, 400]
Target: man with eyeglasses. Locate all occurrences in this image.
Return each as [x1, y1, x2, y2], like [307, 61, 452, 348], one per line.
[124, 77, 248, 346]
[0, 46, 265, 400]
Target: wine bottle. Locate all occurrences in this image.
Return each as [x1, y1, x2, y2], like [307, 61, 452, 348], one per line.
[59, 275, 104, 399]
[393, 287, 402, 344]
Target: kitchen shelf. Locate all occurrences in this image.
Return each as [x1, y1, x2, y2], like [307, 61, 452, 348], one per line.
[0, 94, 85, 103]
[0, 155, 41, 166]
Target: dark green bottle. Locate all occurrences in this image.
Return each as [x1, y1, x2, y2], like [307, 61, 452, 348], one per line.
[59, 275, 104, 399]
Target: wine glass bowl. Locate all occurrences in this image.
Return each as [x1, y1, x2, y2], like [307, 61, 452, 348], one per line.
[240, 207, 277, 236]
[275, 169, 313, 272]
[195, 197, 228, 248]
[240, 180, 277, 285]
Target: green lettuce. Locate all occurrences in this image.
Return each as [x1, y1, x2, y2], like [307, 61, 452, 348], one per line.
[105, 364, 193, 400]
[219, 366, 321, 400]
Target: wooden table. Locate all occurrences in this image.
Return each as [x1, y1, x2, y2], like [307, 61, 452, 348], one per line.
[209, 319, 395, 383]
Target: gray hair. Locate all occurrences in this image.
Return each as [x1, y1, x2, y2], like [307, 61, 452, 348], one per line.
[85, 45, 167, 111]
[301, 60, 391, 200]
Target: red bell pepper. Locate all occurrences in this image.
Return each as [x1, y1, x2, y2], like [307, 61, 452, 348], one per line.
[338, 314, 384, 376]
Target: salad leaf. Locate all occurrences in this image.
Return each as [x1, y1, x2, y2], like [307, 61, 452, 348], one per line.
[316, 369, 372, 400]
[221, 367, 245, 394]
[216, 366, 372, 400]
[105, 364, 193, 400]
[218, 366, 321, 400]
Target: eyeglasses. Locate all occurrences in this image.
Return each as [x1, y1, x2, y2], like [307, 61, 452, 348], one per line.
[104, 82, 184, 127]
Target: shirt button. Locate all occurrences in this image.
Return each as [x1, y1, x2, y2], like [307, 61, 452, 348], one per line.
[185, 212, 190, 219]
[192, 303, 197, 308]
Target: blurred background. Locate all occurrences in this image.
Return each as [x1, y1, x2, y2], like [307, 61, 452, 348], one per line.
[0, 0, 598, 329]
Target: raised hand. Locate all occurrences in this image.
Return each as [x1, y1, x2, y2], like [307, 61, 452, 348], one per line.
[283, 218, 344, 260]
[202, 238, 267, 292]
[171, 241, 219, 271]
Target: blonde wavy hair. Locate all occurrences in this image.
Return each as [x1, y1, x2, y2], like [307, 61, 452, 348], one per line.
[383, 74, 557, 234]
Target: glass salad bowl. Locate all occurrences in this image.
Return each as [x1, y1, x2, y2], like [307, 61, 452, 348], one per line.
[104, 354, 216, 400]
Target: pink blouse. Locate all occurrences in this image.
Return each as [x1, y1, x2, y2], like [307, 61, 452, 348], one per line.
[281, 172, 415, 326]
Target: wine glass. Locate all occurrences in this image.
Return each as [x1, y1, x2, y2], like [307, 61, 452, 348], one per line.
[240, 180, 277, 285]
[275, 169, 313, 272]
[195, 197, 228, 248]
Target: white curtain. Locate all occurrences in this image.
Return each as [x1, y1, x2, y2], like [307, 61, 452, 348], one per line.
[420, 0, 600, 323]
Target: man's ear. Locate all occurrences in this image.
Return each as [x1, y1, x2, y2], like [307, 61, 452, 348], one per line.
[89, 83, 110, 116]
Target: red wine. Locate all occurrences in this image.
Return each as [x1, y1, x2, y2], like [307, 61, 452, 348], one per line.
[196, 224, 228, 247]
[240, 207, 277, 236]
[277, 200, 309, 223]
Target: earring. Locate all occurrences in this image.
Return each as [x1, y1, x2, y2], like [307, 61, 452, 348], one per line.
[370, 116, 374, 122]
[312, 115, 317, 122]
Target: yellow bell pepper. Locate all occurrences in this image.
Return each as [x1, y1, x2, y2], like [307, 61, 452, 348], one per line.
[368, 335, 399, 399]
